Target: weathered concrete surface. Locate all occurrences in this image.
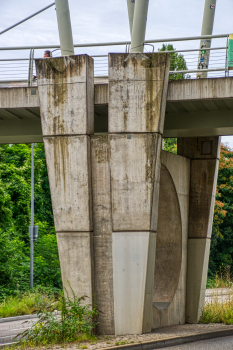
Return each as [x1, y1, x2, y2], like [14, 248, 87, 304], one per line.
[153, 150, 190, 328]
[108, 53, 170, 133]
[91, 135, 115, 335]
[36, 55, 94, 306]
[153, 164, 182, 307]
[167, 77, 233, 102]
[95, 84, 108, 105]
[112, 231, 156, 335]
[186, 238, 211, 323]
[178, 136, 220, 324]
[36, 55, 94, 136]
[109, 133, 161, 232]
[2, 77, 233, 144]
[43, 136, 93, 232]
[0, 87, 39, 108]
[57, 232, 93, 300]
[108, 53, 170, 335]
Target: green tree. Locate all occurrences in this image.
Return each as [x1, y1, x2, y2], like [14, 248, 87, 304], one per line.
[159, 44, 188, 80]
[164, 138, 177, 154]
[209, 143, 233, 277]
[0, 143, 61, 297]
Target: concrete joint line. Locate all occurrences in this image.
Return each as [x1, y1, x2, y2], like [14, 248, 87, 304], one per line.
[56, 231, 94, 233]
[112, 231, 157, 233]
[37, 82, 88, 88]
[188, 237, 211, 240]
[108, 79, 165, 83]
[43, 134, 93, 138]
[108, 132, 163, 136]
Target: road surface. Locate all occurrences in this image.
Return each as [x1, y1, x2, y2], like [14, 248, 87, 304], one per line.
[156, 335, 233, 349]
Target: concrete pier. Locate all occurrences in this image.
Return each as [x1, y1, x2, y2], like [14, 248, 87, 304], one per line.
[35, 52, 219, 335]
[36, 55, 95, 302]
[178, 136, 220, 323]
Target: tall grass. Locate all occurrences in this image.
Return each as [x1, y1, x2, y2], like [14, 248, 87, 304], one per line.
[207, 266, 233, 289]
[201, 294, 233, 324]
[0, 290, 61, 318]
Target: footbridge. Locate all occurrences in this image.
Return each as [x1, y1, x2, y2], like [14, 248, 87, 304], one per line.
[0, 33, 232, 336]
[1, 76, 233, 143]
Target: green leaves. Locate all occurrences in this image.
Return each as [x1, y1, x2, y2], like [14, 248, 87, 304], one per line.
[159, 44, 189, 80]
[209, 143, 233, 278]
[0, 143, 61, 299]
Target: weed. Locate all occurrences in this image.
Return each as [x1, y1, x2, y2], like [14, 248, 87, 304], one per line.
[200, 288, 233, 324]
[115, 341, 126, 345]
[17, 289, 98, 347]
[207, 266, 233, 289]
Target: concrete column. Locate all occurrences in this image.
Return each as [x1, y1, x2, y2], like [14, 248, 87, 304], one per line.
[177, 136, 220, 323]
[109, 53, 170, 334]
[36, 55, 94, 302]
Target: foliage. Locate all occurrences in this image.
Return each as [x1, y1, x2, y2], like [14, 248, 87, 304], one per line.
[200, 289, 233, 324]
[207, 266, 233, 289]
[159, 44, 189, 80]
[164, 138, 177, 154]
[19, 293, 98, 346]
[0, 143, 61, 300]
[0, 289, 61, 318]
[209, 143, 233, 278]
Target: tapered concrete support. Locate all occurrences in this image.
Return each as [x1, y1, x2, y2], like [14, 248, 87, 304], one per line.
[109, 53, 170, 335]
[36, 55, 94, 301]
[178, 136, 220, 323]
[91, 135, 115, 335]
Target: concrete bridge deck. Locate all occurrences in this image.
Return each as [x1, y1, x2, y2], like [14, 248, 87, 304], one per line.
[0, 76, 233, 144]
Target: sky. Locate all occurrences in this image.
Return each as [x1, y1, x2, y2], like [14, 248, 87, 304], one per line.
[0, 0, 233, 146]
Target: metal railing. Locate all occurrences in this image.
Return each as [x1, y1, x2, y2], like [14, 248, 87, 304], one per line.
[0, 33, 232, 86]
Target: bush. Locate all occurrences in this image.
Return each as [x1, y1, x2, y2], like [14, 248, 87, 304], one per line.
[19, 291, 98, 346]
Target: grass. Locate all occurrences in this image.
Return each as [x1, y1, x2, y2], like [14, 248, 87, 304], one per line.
[0, 290, 61, 318]
[207, 267, 233, 289]
[202, 267, 233, 325]
[200, 291, 233, 324]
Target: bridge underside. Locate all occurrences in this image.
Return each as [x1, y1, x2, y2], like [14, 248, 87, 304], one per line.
[1, 77, 233, 144]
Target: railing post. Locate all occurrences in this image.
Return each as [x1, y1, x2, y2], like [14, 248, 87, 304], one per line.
[28, 48, 34, 87]
[225, 36, 229, 77]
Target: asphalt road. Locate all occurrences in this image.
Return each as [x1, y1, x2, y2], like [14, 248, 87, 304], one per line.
[157, 335, 233, 349]
[0, 318, 36, 346]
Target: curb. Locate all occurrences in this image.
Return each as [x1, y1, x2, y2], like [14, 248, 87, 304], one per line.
[101, 328, 233, 350]
[1, 327, 233, 349]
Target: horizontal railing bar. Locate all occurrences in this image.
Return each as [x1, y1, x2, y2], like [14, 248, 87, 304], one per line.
[0, 34, 229, 51]
[0, 47, 226, 62]
[170, 68, 226, 74]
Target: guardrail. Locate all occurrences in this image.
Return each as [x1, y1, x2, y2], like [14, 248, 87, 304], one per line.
[0, 34, 231, 86]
